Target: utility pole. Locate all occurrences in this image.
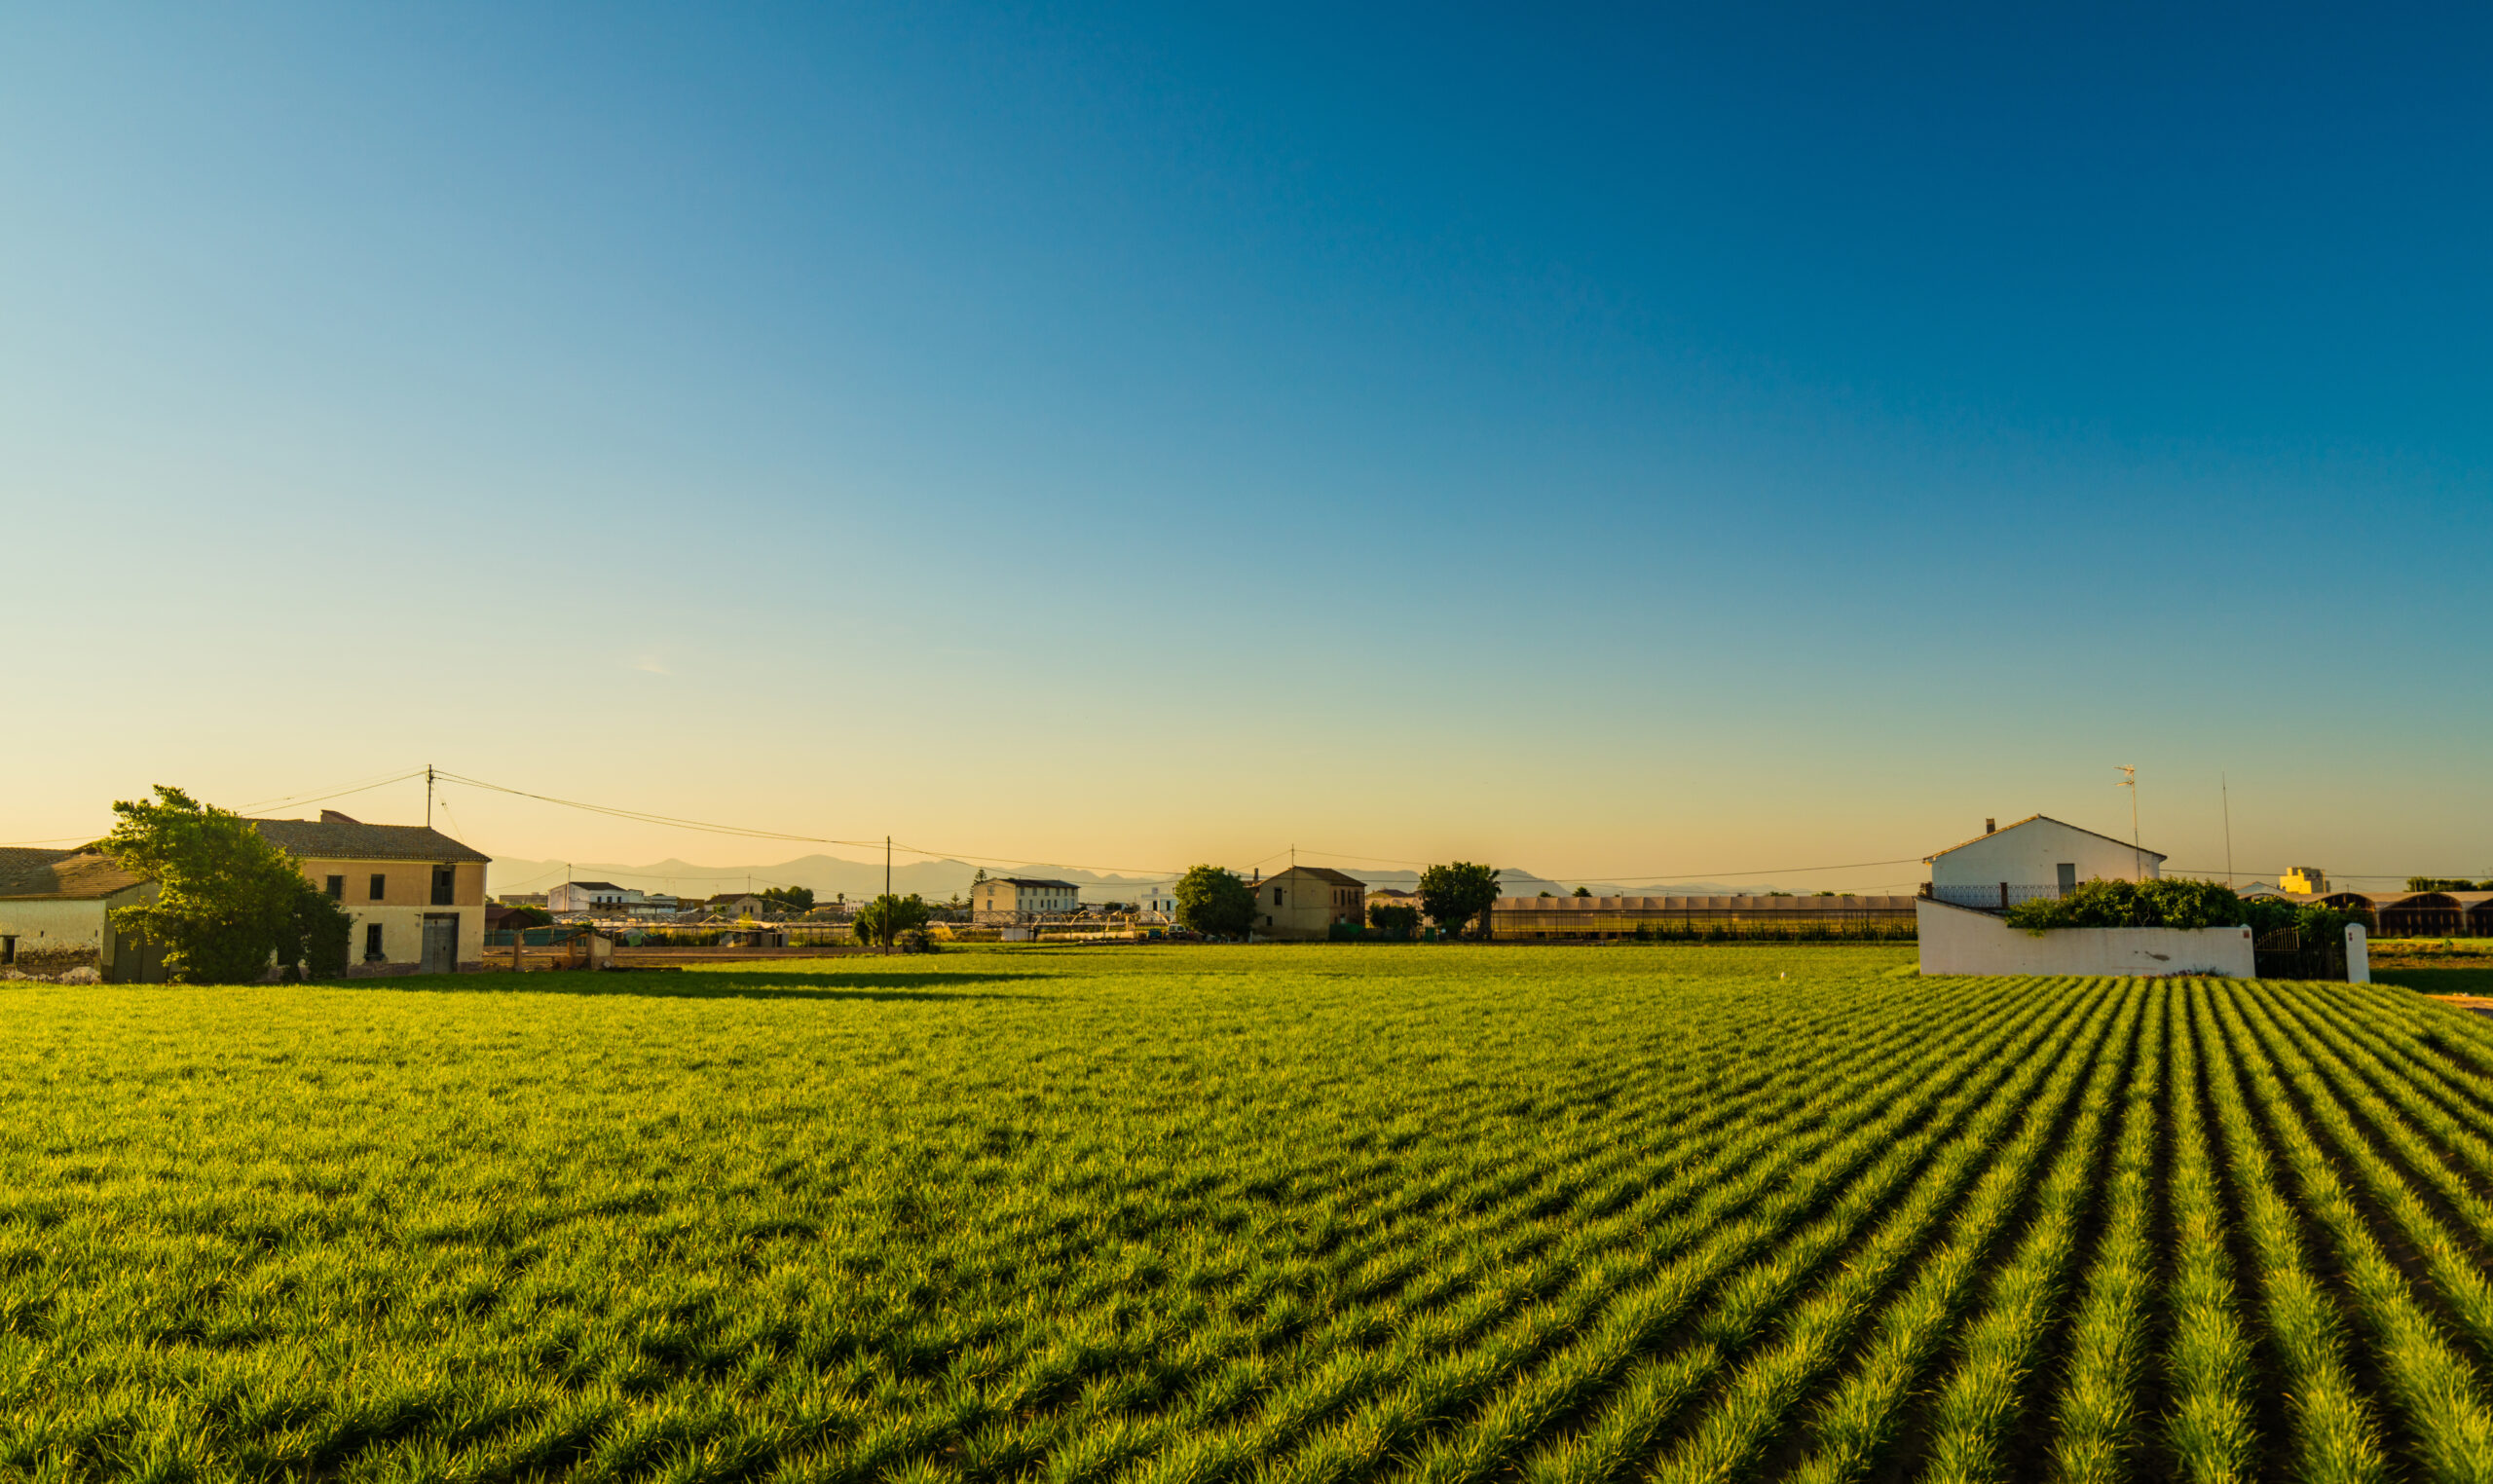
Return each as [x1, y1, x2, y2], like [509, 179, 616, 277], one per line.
[884, 835, 892, 956]
[2221, 773, 2234, 888]
[2116, 765, 2140, 879]
[426, 763, 434, 829]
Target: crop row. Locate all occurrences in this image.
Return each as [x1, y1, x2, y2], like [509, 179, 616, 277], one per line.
[9, 963, 2493, 1484]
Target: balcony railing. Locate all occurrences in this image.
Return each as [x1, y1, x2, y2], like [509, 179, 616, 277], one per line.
[1928, 883, 2068, 913]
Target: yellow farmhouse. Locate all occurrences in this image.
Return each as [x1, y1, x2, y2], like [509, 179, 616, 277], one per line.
[249, 812, 492, 975]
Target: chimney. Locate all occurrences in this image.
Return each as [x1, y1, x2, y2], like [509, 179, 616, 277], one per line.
[1985, 818, 1995, 835]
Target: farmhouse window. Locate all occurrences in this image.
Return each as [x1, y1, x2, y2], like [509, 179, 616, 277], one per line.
[1273, 888, 1284, 906]
[1, 936, 12, 966]
[325, 875, 345, 899]
[363, 923, 385, 961]
[2056, 863, 2077, 894]
[431, 867, 456, 907]
[369, 873, 387, 901]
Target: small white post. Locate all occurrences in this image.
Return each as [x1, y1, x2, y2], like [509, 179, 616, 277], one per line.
[2345, 923, 2369, 983]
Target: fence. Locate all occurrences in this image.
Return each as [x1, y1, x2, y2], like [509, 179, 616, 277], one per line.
[1490, 896, 1920, 943]
[1927, 883, 2067, 912]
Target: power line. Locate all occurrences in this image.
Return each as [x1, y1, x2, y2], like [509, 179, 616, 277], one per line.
[238, 767, 428, 815]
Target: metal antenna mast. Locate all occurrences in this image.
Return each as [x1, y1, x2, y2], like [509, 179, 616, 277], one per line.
[2221, 773, 2234, 887]
[2116, 765, 2140, 879]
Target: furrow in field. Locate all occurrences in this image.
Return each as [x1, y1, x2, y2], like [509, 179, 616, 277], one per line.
[879, 982, 2028, 1484]
[1368, 979, 2102, 1484]
[2212, 988, 2481, 1483]
[2244, 984, 2493, 1366]
[1131, 979, 2093, 1484]
[1882, 981, 2141, 1484]
[1071, 984, 2046, 1482]
[2038, 983, 2166, 1484]
[1645, 980, 2139, 1484]
[2153, 983, 2254, 1484]
[1768, 980, 2138, 1484]
[2273, 990, 2493, 1274]
[2195, 983, 2388, 1484]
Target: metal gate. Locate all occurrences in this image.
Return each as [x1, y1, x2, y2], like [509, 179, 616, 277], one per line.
[2254, 928, 2347, 981]
[421, 914, 459, 975]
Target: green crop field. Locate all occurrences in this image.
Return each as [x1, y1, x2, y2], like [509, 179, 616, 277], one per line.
[8, 946, 2493, 1483]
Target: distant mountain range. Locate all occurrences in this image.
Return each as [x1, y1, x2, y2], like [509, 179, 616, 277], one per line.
[485, 853, 1776, 903]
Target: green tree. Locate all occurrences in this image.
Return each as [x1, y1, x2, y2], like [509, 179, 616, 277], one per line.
[1173, 866, 1255, 939]
[103, 786, 312, 983]
[1366, 902, 1421, 940]
[759, 885, 815, 912]
[853, 893, 932, 950]
[1418, 861, 1502, 940]
[284, 884, 356, 980]
[1572, 885, 1592, 898]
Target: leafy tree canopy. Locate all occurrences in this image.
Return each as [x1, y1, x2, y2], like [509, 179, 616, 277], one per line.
[1366, 902, 1421, 940]
[1173, 866, 1255, 939]
[1418, 862, 1501, 939]
[853, 893, 932, 949]
[1572, 886, 1592, 898]
[105, 786, 338, 983]
[2408, 877, 2492, 892]
[758, 885, 815, 912]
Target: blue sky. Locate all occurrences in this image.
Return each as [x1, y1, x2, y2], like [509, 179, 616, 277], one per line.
[4, 3, 2487, 889]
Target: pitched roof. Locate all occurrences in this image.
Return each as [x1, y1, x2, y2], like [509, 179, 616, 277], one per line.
[0, 846, 77, 882]
[1274, 865, 1367, 888]
[994, 877, 1079, 890]
[246, 818, 491, 864]
[1924, 814, 2168, 864]
[0, 851, 151, 901]
[564, 881, 628, 893]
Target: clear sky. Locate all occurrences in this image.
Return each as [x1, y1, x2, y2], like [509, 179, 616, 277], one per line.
[5, 3, 2488, 892]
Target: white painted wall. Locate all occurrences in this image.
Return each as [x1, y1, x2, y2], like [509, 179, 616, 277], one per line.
[1930, 817, 2161, 892]
[2347, 924, 2370, 984]
[0, 900, 108, 959]
[1917, 899, 2254, 978]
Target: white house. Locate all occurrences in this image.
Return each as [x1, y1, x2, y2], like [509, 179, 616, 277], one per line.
[0, 849, 160, 981]
[1925, 815, 2164, 911]
[972, 877, 1080, 925]
[548, 880, 641, 913]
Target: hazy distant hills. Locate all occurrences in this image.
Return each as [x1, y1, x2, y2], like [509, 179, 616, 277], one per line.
[486, 853, 1770, 903]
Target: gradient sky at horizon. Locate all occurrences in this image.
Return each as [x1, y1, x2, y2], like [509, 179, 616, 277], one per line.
[5, 3, 2488, 892]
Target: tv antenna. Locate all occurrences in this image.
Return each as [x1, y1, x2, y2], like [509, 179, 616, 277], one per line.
[2115, 765, 2140, 879]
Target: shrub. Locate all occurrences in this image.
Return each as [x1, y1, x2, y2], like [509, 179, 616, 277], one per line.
[2006, 877, 2248, 933]
[1367, 903, 1421, 940]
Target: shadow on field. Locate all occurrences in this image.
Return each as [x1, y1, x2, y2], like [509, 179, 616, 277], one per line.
[2378, 968, 2493, 997]
[330, 969, 1048, 1003]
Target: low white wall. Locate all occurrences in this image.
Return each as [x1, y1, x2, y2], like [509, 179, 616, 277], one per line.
[1917, 899, 2255, 978]
[2348, 924, 2369, 983]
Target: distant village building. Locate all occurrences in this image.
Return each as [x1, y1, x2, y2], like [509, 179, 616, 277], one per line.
[251, 812, 492, 975]
[2281, 867, 2328, 895]
[972, 877, 1080, 925]
[1252, 866, 1367, 941]
[1923, 815, 2164, 911]
[548, 881, 640, 913]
